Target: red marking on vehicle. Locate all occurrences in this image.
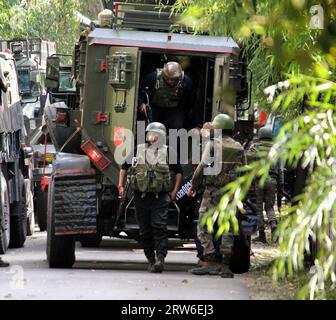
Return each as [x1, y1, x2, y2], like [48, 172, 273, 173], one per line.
[100, 60, 108, 71]
[260, 112, 267, 127]
[41, 176, 51, 193]
[96, 112, 108, 123]
[55, 112, 68, 124]
[114, 127, 125, 148]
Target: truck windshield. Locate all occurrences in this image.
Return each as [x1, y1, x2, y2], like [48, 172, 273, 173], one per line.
[59, 72, 75, 91]
[18, 69, 31, 93]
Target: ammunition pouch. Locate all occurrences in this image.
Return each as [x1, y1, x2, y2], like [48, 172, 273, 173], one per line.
[130, 164, 173, 195]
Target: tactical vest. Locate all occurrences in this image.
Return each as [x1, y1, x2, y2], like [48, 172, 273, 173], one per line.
[205, 137, 245, 188]
[130, 143, 173, 196]
[151, 69, 185, 109]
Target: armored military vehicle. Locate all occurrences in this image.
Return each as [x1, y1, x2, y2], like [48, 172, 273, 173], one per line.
[0, 39, 56, 233]
[0, 39, 56, 133]
[31, 55, 75, 232]
[0, 51, 34, 254]
[44, 1, 255, 270]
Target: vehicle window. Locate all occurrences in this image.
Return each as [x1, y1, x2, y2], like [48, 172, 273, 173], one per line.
[18, 69, 30, 93]
[59, 73, 75, 91]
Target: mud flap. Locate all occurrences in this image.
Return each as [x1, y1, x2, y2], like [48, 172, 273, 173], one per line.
[52, 172, 98, 235]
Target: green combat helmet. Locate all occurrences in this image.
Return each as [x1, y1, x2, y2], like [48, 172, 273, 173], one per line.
[258, 126, 273, 140]
[146, 122, 167, 136]
[212, 113, 235, 131]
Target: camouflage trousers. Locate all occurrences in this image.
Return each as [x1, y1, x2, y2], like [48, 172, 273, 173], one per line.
[256, 177, 277, 229]
[197, 188, 233, 260]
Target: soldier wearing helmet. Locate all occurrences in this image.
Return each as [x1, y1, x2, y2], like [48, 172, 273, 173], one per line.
[118, 122, 183, 273]
[188, 114, 246, 278]
[138, 61, 200, 131]
[246, 125, 282, 243]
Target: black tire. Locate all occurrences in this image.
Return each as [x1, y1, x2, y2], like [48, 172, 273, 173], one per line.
[80, 234, 102, 248]
[230, 235, 251, 274]
[25, 180, 35, 236]
[9, 213, 27, 248]
[47, 177, 75, 268]
[0, 172, 10, 254]
[36, 183, 47, 232]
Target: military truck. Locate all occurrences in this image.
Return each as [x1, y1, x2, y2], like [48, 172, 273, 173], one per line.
[30, 55, 75, 232]
[0, 39, 56, 131]
[0, 51, 34, 254]
[44, 2, 255, 270]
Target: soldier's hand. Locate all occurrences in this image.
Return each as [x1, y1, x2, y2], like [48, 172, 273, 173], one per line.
[139, 103, 148, 118]
[187, 188, 196, 198]
[170, 190, 178, 202]
[118, 185, 124, 198]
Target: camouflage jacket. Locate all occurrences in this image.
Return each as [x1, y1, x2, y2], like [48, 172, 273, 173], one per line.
[191, 135, 246, 192]
[246, 140, 283, 182]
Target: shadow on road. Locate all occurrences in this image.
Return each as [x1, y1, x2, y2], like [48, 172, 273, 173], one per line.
[74, 260, 196, 272]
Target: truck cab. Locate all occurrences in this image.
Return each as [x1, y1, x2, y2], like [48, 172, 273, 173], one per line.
[44, 2, 254, 270]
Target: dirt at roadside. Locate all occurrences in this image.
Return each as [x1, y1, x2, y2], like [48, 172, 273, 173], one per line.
[236, 233, 299, 300]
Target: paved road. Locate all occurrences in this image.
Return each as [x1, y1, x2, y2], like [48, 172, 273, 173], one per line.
[0, 230, 250, 300]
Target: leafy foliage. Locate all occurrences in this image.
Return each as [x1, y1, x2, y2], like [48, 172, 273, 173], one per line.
[172, 0, 336, 299]
[0, 0, 102, 54]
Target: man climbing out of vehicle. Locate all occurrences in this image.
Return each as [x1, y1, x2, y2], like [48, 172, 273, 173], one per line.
[118, 122, 183, 273]
[138, 61, 201, 131]
[188, 114, 246, 278]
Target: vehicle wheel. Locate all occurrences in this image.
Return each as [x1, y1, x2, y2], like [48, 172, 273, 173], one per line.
[47, 177, 75, 268]
[25, 180, 35, 236]
[36, 183, 47, 231]
[80, 234, 102, 248]
[0, 171, 10, 254]
[9, 212, 27, 248]
[230, 235, 251, 274]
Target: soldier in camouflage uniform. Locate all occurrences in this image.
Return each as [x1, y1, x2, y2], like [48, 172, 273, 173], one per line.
[190, 122, 223, 267]
[246, 126, 282, 243]
[188, 114, 246, 278]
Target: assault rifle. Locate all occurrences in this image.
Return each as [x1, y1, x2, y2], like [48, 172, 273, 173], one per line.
[114, 175, 131, 229]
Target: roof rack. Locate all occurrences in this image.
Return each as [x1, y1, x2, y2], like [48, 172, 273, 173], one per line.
[113, 2, 179, 32]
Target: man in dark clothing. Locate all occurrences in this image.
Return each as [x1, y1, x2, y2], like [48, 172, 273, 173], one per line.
[118, 122, 183, 273]
[138, 61, 200, 130]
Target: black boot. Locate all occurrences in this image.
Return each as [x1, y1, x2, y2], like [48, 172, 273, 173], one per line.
[154, 256, 165, 273]
[0, 258, 9, 268]
[147, 257, 156, 273]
